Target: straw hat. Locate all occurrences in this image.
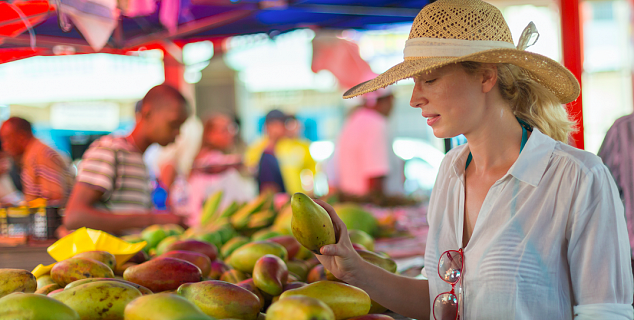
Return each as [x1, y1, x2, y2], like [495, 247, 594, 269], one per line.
[343, 0, 580, 104]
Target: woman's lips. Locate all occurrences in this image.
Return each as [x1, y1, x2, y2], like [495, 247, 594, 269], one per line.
[423, 114, 440, 126]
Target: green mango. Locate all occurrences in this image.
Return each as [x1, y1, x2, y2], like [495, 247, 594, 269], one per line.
[0, 269, 37, 298]
[50, 257, 114, 287]
[291, 193, 336, 254]
[348, 230, 375, 252]
[35, 283, 62, 295]
[332, 204, 378, 237]
[0, 293, 79, 320]
[178, 280, 261, 320]
[219, 201, 240, 219]
[253, 254, 288, 296]
[271, 205, 293, 235]
[228, 241, 288, 273]
[266, 295, 335, 320]
[36, 275, 56, 290]
[194, 231, 223, 250]
[141, 224, 169, 249]
[251, 229, 282, 242]
[356, 250, 397, 273]
[280, 281, 371, 320]
[221, 236, 250, 258]
[73, 251, 116, 270]
[155, 235, 180, 256]
[124, 293, 214, 320]
[230, 194, 270, 230]
[51, 281, 142, 320]
[163, 224, 185, 237]
[64, 278, 153, 295]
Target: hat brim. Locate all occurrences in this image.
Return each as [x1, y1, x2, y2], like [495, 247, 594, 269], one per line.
[343, 48, 580, 105]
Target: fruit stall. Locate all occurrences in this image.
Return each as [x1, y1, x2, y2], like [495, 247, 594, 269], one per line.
[0, 191, 427, 320]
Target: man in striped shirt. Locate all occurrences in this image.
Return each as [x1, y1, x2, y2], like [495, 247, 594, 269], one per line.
[0, 117, 72, 205]
[64, 84, 189, 234]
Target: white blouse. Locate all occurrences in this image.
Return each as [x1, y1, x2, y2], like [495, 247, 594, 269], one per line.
[424, 128, 634, 319]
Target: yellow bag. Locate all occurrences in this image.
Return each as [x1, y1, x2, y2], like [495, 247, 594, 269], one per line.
[32, 227, 147, 278]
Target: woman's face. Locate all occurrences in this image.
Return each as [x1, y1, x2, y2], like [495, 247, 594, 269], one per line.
[206, 116, 236, 151]
[410, 63, 490, 139]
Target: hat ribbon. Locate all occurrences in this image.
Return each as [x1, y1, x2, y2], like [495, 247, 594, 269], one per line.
[403, 22, 540, 58]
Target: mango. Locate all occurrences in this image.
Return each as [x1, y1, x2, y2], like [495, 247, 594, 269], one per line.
[307, 265, 328, 283]
[368, 299, 388, 314]
[271, 204, 293, 235]
[252, 229, 282, 241]
[193, 231, 223, 251]
[115, 262, 137, 276]
[162, 250, 212, 276]
[51, 281, 142, 320]
[141, 224, 168, 249]
[165, 239, 218, 261]
[128, 250, 150, 264]
[228, 241, 287, 273]
[123, 257, 202, 292]
[286, 260, 310, 281]
[247, 210, 277, 229]
[0, 293, 79, 320]
[332, 204, 378, 236]
[253, 254, 288, 296]
[220, 269, 247, 284]
[230, 193, 270, 230]
[124, 293, 213, 320]
[64, 278, 153, 295]
[271, 281, 308, 303]
[155, 235, 180, 256]
[237, 278, 266, 310]
[348, 230, 375, 252]
[50, 257, 114, 287]
[266, 295, 335, 320]
[288, 273, 301, 282]
[356, 250, 397, 273]
[200, 191, 223, 226]
[347, 315, 394, 320]
[291, 193, 335, 254]
[47, 288, 64, 295]
[36, 274, 56, 289]
[221, 236, 250, 258]
[73, 251, 116, 269]
[280, 281, 371, 320]
[268, 235, 301, 260]
[0, 269, 37, 298]
[208, 260, 230, 280]
[177, 280, 261, 320]
[35, 283, 62, 295]
[163, 224, 185, 237]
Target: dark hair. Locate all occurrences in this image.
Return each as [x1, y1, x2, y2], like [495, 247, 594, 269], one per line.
[141, 84, 189, 113]
[5, 117, 33, 136]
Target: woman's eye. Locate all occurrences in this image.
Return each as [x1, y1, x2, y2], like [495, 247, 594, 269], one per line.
[425, 79, 437, 84]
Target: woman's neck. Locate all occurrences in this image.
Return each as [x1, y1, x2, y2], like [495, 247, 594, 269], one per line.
[464, 107, 524, 175]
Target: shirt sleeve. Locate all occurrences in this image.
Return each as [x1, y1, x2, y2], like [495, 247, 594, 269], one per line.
[567, 164, 634, 319]
[22, 146, 69, 202]
[77, 145, 116, 196]
[598, 125, 623, 197]
[360, 117, 390, 178]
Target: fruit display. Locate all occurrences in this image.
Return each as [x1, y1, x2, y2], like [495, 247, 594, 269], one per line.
[0, 191, 412, 320]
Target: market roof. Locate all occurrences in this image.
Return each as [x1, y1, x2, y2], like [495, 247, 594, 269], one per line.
[0, 0, 428, 63]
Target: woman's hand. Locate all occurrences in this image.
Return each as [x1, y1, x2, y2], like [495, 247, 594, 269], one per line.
[314, 199, 365, 284]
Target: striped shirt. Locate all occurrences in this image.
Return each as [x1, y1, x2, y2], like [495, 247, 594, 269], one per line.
[598, 113, 634, 255]
[22, 138, 72, 204]
[77, 136, 151, 212]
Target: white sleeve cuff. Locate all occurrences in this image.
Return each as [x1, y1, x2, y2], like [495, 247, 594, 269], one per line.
[574, 303, 633, 320]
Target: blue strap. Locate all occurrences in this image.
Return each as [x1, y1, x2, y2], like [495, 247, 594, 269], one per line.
[465, 117, 530, 170]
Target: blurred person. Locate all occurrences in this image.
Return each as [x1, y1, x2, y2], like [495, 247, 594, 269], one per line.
[64, 84, 189, 235]
[598, 114, 634, 255]
[186, 113, 256, 226]
[336, 88, 405, 197]
[0, 142, 22, 206]
[275, 115, 317, 194]
[0, 117, 72, 205]
[245, 109, 288, 193]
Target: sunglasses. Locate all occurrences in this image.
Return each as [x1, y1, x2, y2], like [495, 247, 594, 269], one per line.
[433, 248, 463, 320]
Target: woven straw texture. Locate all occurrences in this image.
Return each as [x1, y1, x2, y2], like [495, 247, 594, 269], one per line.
[343, 0, 580, 104]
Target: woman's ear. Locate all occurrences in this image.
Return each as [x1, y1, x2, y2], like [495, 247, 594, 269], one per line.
[481, 64, 498, 93]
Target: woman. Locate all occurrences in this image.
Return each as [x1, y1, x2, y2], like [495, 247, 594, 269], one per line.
[314, 0, 634, 319]
[186, 114, 256, 226]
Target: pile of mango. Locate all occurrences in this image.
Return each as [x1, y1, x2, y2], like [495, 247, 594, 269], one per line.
[0, 192, 400, 320]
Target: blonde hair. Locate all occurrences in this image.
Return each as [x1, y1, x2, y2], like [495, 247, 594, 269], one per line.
[461, 62, 576, 143]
